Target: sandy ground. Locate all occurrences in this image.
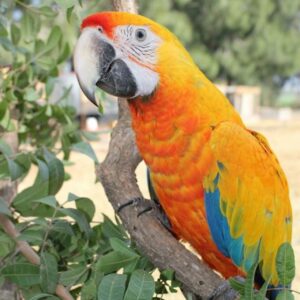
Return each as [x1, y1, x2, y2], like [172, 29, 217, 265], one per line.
[20, 119, 300, 299]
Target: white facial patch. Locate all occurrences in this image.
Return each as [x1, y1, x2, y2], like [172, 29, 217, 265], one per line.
[113, 25, 162, 97]
[123, 58, 159, 97]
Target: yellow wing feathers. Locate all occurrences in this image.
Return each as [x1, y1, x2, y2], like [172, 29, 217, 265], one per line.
[205, 122, 292, 284]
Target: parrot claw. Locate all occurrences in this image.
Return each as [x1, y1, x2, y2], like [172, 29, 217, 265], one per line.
[117, 197, 173, 233]
[117, 197, 153, 216]
[117, 197, 142, 212]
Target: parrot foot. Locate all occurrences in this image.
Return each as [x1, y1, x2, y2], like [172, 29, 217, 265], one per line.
[117, 197, 153, 217]
[117, 197, 173, 233]
[117, 197, 142, 212]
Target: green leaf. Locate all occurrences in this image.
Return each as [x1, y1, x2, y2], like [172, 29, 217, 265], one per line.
[244, 263, 257, 300]
[1, 263, 40, 287]
[34, 196, 57, 209]
[40, 252, 58, 293]
[96, 251, 138, 274]
[66, 6, 75, 23]
[24, 88, 39, 102]
[29, 294, 60, 300]
[0, 158, 9, 179]
[81, 279, 97, 300]
[97, 274, 127, 300]
[0, 197, 12, 216]
[38, 6, 57, 18]
[229, 277, 245, 296]
[110, 238, 138, 258]
[5, 156, 25, 180]
[0, 232, 15, 257]
[21, 13, 35, 41]
[43, 150, 64, 195]
[0, 37, 15, 53]
[57, 43, 70, 64]
[45, 78, 55, 97]
[276, 243, 295, 286]
[75, 197, 95, 222]
[81, 131, 100, 142]
[0, 22, 7, 37]
[11, 24, 21, 45]
[37, 56, 54, 70]
[51, 220, 74, 236]
[59, 265, 87, 286]
[67, 193, 79, 201]
[55, 0, 76, 8]
[123, 270, 155, 300]
[45, 26, 62, 54]
[102, 215, 125, 240]
[0, 140, 13, 156]
[59, 208, 91, 237]
[71, 142, 99, 163]
[18, 229, 44, 245]
[15, 153, 31, 175]
[0, 100, 7, 121]
[161, 269, 175, 281]
[0, 108, 15, 131]
[35, 39, 45, 54]
[13, 159, 49, 208]
[276, 290, 294, 300]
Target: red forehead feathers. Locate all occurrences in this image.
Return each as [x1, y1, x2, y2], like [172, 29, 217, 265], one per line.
[81, 12, 175, 43]
[81, 12, 115, 37]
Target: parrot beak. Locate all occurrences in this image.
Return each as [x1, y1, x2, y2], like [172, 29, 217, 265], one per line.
[73, 27, 137, 106]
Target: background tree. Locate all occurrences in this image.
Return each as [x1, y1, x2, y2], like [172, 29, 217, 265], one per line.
[139, 0, 300, 86]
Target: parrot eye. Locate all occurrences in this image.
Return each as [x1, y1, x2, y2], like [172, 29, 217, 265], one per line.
[97, 26, 103, 33]
[135, 28, 147, 42]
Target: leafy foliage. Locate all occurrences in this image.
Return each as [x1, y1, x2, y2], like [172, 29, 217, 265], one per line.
[229, 243, 296, 299]
[0, 1, 180, 299]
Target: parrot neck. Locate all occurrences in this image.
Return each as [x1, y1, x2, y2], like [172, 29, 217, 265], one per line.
[128, 71, 243, 140]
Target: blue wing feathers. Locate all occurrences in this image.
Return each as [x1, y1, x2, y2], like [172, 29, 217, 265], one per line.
[204, 173, 244, 266]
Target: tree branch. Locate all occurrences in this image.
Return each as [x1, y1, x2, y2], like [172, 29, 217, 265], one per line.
[96, 3, 239, 299]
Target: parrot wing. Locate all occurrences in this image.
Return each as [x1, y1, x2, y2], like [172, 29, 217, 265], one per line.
[203, 121, 292, 284]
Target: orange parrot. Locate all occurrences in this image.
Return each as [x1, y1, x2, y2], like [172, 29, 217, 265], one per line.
[73, 12, 293, 297]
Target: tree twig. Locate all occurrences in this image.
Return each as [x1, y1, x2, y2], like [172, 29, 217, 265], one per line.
[0, 214, 74, 300]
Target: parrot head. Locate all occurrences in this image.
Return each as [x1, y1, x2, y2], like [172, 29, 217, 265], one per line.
[74, 11, 195, 105]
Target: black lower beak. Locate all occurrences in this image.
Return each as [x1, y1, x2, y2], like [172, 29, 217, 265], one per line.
[97, 58, 137, 99]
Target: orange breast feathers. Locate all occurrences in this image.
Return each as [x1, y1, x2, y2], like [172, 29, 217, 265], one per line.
[127, 75, 246, 278]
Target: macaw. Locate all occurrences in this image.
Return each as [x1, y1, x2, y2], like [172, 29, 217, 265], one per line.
[73, 11, 292, 294]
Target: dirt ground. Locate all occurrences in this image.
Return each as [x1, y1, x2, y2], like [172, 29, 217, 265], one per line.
[20, 119, 300, 299]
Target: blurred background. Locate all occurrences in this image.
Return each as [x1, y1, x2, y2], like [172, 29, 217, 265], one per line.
[1, 0, 300, 299]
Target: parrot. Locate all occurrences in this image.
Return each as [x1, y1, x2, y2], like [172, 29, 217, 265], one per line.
[73, 11, 293, 296]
